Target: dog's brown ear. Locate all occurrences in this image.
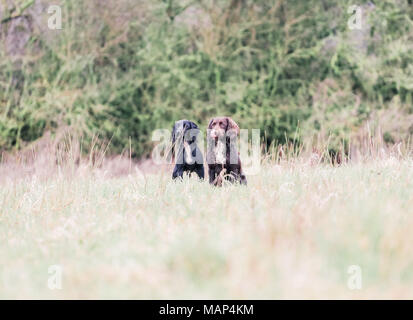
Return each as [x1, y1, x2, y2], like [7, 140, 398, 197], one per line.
[226, 117, 240, 135]
[208, 118, 214, 129]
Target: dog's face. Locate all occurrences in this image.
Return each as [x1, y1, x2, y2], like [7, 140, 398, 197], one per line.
[171, 120, 200, 164]
[208, 117, 240, 140]
[172, 120, 199, 144]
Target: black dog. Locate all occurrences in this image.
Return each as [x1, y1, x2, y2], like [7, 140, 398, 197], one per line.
[171, 120, 204, 180]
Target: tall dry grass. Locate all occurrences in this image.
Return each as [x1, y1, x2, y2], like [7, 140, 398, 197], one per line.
[0, 136, 412, 299]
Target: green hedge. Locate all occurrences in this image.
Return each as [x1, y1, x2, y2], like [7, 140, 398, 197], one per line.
[0, 0, 412, 156]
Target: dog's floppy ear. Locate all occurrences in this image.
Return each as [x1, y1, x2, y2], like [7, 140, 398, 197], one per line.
[226, 117, 240, 136]
[187, 121, 199, 142]
[170, 123, 177, 161]
[208, 118, 214, 129]
[171, 124, 177, 144]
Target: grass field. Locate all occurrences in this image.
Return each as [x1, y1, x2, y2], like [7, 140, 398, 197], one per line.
[0, 150, 412, 299]
[1, 0, 413, 300]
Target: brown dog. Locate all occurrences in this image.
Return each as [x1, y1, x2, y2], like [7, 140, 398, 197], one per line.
[206, 117, 247, 186]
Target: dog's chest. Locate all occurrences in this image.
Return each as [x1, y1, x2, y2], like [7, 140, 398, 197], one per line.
[214, 140, 226, 164]
[183, 142, 194, 164]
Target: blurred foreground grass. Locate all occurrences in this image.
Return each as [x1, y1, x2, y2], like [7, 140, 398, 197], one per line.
[0, 157, 412, 299]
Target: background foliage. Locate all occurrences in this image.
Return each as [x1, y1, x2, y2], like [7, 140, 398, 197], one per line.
[0, 0, 412, 157]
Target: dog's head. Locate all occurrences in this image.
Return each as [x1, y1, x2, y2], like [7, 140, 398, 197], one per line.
[172, 119, 199, 145]
[207, 117, 240, 141]
[171, 120, 200, 162]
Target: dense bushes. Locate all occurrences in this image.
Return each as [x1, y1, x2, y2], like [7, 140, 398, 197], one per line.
[0, 0, 412, 156]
